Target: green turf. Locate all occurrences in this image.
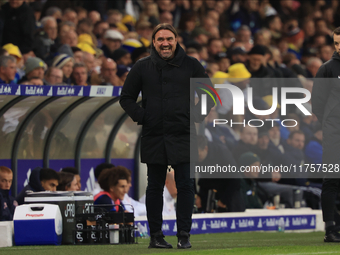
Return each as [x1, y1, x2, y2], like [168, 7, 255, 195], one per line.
[2, 232, 339, 255]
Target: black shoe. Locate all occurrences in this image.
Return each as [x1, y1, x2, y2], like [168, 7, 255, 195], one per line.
[177, 231, 192, 249]
[148, 231, 173, 248]
[324, 226, 340, 242]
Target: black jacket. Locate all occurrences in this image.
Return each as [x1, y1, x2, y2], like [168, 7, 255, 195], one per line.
[0, 2, 35, 54]
[16, 167, 44, 205]
[120, 43, 213, 165]
[0, 189, 16, 221]
[312, 51, 340, 165]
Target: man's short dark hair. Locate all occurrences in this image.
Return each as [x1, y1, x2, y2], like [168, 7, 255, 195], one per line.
[40, 168, 60, 182]
[288, 130, 305, 140]
[98, 166, 131, 192]
[332, 27, 340, 38]
[152, 23, 178, 40]
[94, 163, 115, 179]
[61, 167, 79, 175]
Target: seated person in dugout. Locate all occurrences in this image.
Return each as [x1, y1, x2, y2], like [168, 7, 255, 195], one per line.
[94, 166, 130, 212]
[57, 172, 80, 191]
[16, 167, 60, 205]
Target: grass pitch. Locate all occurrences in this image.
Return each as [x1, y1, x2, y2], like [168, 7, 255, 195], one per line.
[2, 231, 339, 255]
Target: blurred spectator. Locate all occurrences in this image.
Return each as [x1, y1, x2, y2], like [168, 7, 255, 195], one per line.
[136, 21, 153, 48]
[265, 15, 282, 40]
[191, 27, 210, 45]
[0, 0, 36, 55]
[61, 167, 81, 190]
[72, 62, 88, 86]
[33, 16, 58, 60]
[116, 65, 129, 84]
[101, 30, 124, 58]
[100, 58, 121, 86]
[0, 166, 17, 221]
[19, 57, 46, 84]
[305, 123, 323, 165]
[319, 44, 333, 62]
[112, 48, 131, 66]
[89, 11, 101, 25]
[57, 172, 79, 191]
[93, 21, 109, 48]
[235, 25, 253, 51]
[186, 48, 200, 61]
[159, 11, 173, 26]
[63, 8, 78, 25]
[306, 57, 323, 78]
[75, 7, 87, 21]
[44, 67, 63, 85]
[58, 21, 76, 39]
[0, 55, 17, 84]
[52, 54, 74, 84]
[106, 9, 123, 26]
[72, 47, 84, 63]
[178, 13, 197, 46]
[239, 152, 263, 209]
[215, 63, 251, 116]
[131, 46, 150, 64]
[83, 52, 96, 75]
[61, 30, 78, 47]
[207, 38, 223, 59]
[77, 18, 93, 36]
[254, 29, 272, 47]
[45, 6, 62, 20]
[16, 167, 60, 205]
[230, 0, 262, 34]
[228, 47, 247, 65]
[233, 126, 258, 161]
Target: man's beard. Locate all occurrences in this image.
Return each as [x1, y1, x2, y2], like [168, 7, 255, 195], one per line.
[158, 45, 174, 60]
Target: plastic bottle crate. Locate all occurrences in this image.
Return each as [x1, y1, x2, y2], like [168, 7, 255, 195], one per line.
[74, 204, 137, 245]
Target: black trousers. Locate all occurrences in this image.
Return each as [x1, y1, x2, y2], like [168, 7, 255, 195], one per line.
[146, 163, 194, 235]
[322, 178, 340, 222]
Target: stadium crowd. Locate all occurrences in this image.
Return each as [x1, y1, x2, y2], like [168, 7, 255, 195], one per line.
[0, 0, 338, 219]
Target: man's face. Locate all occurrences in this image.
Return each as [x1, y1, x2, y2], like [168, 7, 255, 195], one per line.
[321, 45, 333, 61]
[334, 34, 340, 55]
[9, 0, 23, 9]
[28, 67, 45, 80]
[63, 30, 78, 47]
[248, 54, 263, 72]
[44, 20, 58, 40]
[268, 126, 280, 140]
[288, 133, 305, 150]
[0, 172, 13, 190]
[73, 51, 84, 63]
[0, 61, 16, 82]
[101, 59, 117, 81]
[153, 29, 177, 60]
[208, 40, 223, 56]
[110, 179, 128, 200]
[95, 22, 109, 38]
[41, 179, 58, 191]
[238, 30, 251, 43]
[105, 39, 122, 52]
[64, 11, 78, 25]
[65, 177, 79, 191]
[241, 126, 258, 145]
[73, 67, 88, 85]
[84, 53, 95, 72]
[46, 68, 63, 85]
[257, 135, 269, 150]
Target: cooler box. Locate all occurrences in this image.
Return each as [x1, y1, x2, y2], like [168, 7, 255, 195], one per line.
[13, 204, 62, 245]
[25, 191, 75, 244]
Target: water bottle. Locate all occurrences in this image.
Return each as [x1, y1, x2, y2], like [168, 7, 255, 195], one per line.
[277, 218, 285, 232]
